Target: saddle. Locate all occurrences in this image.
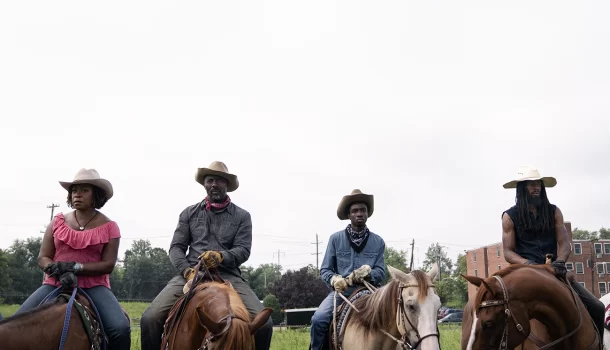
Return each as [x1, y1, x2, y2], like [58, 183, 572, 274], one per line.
[161, 262, 229, 350]
[328, 286, 373, 350]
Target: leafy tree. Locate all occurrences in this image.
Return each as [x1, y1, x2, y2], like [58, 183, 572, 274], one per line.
[383, 246, 409, 284]
[122, 240, 175, 300]
[435, 278, 458, 304]
[452, 254, 468, 303]
[262, 294, 283, 325]
[422, 243, 453, 280]
[572, 228, 598, 241]
[598, 227, 610, 239]
[246, 264, 282, 299]
[4, 237, 44, 303]
[272, 266, 329, 309]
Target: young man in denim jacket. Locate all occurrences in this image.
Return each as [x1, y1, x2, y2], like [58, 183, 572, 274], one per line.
[309, 189, 386, 350]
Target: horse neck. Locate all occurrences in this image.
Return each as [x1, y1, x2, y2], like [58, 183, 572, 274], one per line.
[506, 270, 584, 342]
[353, 282, 401, 332]
[0, 303, 69, 348]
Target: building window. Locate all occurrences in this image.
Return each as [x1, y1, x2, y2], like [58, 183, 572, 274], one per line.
[566, 262, 574, 271]
[574, 243, 582, 255]
[605, 262, 610, 274]
[595, 243, 603, 255]
[473, 252, 477, 262]
[579, 282, 586, 288]
[496, 246, 501, 257]
[474, 269, 478, 277]
[498, 265, 501, 271]
[597, 263, 605, 274]
[576, 262, 584, 274]
[600, 282, 607, 296]
[605, 243, 610, 254]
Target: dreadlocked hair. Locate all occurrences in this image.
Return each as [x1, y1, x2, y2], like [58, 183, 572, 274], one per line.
[515, 181, 555, 231]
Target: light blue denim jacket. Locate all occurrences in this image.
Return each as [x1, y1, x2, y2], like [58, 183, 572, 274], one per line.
[320, 229, 386, 288]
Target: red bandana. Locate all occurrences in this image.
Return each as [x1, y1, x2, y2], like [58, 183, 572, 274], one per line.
[204, 196, 231, 211]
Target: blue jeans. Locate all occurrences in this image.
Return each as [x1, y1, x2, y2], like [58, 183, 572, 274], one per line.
[16, 284, 131, 350]
[310, 291, 348, 350]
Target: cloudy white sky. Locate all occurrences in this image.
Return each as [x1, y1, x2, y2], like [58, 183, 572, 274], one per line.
[1, 1, 609, 274]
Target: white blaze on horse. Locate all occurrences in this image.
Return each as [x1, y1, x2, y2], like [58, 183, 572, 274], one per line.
[600, 293, 610, 350]
[333, 263, 442, 350]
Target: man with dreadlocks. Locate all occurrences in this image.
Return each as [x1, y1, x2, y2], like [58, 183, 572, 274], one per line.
[501, 165, 605, 343]
[310, 189, 386, 350]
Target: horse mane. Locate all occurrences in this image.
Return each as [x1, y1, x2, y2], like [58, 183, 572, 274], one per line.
[350, 269, 432, 332]
[0, 300, 62, 325]
[473, 263, 555, 307]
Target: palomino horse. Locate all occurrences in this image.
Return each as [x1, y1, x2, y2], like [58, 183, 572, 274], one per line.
[0, 287, 124, 350]
[461, 262, 600, 350]
[330, 263, 442, 350]
[161, 264, 273, 350]
[599, 293, 610, 350]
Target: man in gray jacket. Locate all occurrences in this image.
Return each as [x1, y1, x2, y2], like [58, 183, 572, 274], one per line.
[140, 161, 273, 350]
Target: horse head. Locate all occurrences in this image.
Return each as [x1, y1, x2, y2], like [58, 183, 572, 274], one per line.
[387, 262, 442, 349]
[187, 281, 272, 350]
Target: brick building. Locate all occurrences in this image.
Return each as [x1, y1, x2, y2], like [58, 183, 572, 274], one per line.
[465, 222, 610, 304]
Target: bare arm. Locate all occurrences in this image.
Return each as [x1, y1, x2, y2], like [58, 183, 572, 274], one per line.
[76, 238, 120, 276]
[502, 213, 529, 264]
[554, 207, 571, 262]
[38, 221, 56, 270]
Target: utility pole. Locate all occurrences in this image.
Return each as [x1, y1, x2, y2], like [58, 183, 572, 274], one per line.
[273, 250, 285, 271]
[47, 203, 60, 221]
[437, 245, 442, 281]
[409, 239, 415, 272]
[311, 233, 323, 273]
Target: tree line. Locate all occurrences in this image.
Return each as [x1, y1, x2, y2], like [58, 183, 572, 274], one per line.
[0, 237, 470, 323]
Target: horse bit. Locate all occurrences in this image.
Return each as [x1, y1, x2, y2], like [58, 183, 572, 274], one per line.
[477, 275, 583, 350]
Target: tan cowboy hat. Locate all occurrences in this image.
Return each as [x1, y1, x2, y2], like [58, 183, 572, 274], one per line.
[195, 161, 239, 192]
[503, 165, 557, 189]
[337, 189, 374, 220]
[59, 168, 114, 199]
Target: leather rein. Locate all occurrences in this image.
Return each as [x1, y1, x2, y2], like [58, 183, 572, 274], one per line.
[476, 274, 594, 350]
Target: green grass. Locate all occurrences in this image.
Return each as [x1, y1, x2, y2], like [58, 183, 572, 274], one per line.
[1, 303, 463, 349]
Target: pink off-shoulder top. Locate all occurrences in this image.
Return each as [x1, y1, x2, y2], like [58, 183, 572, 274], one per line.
[43, 213, 121, 289]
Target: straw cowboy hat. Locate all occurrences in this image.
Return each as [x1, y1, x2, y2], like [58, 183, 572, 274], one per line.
[59, 168, 114, 200]
[195, 161, 239, 192]
[503, 165, 557, 189]
[337, 189, 374, 220]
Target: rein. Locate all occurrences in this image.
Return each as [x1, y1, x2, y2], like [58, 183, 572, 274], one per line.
[477, 274, 587, 350]
[333, 280, 440, 350]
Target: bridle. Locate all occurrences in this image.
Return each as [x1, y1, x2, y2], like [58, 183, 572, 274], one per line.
[197, 313, 250, 350]
[476, 275, 586, 350]
[382, 282, 441, 349]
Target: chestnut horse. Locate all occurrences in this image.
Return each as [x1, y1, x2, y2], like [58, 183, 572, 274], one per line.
[161, 267, 272, 350]
[461, 264, 600, 350]
[331, 263, 442, 350]
[599, 293, 610, 350]
[0, 287, 114, 350]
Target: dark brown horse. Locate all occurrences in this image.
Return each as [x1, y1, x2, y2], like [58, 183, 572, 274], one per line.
[461, 264, 599, 350]
[0, 288, 119, 350]
[161, 267, 272, 350]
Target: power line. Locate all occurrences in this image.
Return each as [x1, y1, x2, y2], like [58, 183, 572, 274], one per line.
[311, 233, 323, 273]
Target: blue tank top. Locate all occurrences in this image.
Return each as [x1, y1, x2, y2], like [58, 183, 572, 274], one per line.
[503, 204, 557, 264]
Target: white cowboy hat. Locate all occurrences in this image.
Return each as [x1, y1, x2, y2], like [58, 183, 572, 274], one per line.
[59, 168, 114, 199]
[502, 165, 557, 189]
[337, 189, 374, 220]
[195, 161, 239, 192]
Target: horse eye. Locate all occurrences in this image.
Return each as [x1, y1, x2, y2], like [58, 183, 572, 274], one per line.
[407, 304, 416, 312]
[483, 321, 494, 328]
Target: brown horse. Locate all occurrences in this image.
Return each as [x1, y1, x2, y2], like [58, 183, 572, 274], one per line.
[161, 276, 272, 350]
[0, 288, 116, 350]
[461, 264, 600, 350]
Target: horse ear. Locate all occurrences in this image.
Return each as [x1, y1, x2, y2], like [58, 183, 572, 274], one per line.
[461, 274, 483, 287]
[196, 307, 225, 335]
[248, 308, 272, 335]
[427, 263, 439, 281]
[387, 265, 409, 282]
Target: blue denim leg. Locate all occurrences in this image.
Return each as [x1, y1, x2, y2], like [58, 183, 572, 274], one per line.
[310, 292, 345, 350]
[15, 284, 58, 314]
[85, 286, 131, 350]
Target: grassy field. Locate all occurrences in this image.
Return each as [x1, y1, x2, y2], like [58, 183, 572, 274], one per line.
[1, 302, 462, 349]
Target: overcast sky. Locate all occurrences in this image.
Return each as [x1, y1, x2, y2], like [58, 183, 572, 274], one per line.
[1, 1, 609, 274]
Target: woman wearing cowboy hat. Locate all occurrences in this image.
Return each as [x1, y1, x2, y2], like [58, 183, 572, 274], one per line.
[14, 168, 131, 350]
